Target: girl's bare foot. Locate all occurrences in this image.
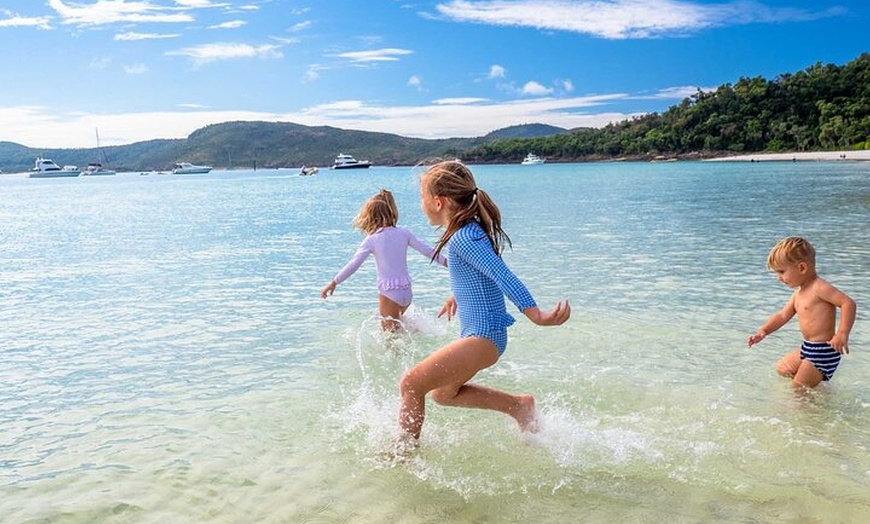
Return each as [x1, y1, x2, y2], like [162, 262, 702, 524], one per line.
[513, 394, 540, 433]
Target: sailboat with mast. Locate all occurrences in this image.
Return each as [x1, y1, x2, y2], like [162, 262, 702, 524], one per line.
[81, 128, 116, 176]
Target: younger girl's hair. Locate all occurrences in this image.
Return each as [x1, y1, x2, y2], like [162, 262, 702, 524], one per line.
[767, 236, 816, 269]
[420, 160, 511, 258]
[353, 189, 398, 234]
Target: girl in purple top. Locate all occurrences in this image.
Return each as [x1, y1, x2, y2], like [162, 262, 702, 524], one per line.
[321, 189, 447, 331]
[397, 160, 570, 445]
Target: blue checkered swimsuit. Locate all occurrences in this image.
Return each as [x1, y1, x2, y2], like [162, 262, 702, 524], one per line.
[448, 221, 537, 355]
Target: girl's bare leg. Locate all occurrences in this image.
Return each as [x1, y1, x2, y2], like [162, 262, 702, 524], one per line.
[378, 294, 408, 332]
[398, 336, 537, 439]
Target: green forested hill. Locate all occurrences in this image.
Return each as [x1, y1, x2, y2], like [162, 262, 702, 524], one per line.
[467, 53, 869, 162]
[0, 122, 491, 173]
[2, 53, 867, 172]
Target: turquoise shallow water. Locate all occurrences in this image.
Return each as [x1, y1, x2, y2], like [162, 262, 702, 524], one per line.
[1, 162, 868, 523]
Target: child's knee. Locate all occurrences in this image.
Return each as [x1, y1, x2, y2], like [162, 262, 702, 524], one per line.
[775, 350, 801, 377]
[775, 357, 797, 377]
[430, 387, 459, 406]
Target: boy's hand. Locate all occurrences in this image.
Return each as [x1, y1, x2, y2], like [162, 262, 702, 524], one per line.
[747, 331, 766, 347]
[828, 333, 850, 354]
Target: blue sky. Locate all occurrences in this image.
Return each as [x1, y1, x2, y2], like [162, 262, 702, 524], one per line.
[1, 0, 866, 148]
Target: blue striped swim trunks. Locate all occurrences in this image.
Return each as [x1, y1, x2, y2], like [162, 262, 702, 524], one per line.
[800, 340, 842, 381]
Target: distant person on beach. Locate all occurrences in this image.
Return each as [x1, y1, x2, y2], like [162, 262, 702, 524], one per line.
[397, 160, 570, 445]
[747, 237, 856, 388]
[320, 189, 447, 331]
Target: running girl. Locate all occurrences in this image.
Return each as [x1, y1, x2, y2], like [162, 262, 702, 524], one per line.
[321, 189, 447, 331]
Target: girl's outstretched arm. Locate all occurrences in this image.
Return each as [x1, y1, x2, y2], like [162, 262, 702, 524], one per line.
[523, 300, 571, 326]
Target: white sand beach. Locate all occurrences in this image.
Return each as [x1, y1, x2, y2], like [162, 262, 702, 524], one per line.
[705, 149, 870, 162]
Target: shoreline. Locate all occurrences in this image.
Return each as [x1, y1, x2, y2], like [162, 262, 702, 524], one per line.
[704, 149, 870, 162]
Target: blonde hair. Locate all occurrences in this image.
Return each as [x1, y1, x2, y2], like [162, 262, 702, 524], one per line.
[767, 236, 816, 269]
[420, 159, 510, 258]
[353, 189, 398, 234]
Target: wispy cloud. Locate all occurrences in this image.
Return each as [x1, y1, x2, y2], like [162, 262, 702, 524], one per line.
[407, 75, 423, 90]
[49, 0, 194, 26]
[209, 20, 246, 29]
[0, 12, 53, 29]
[290, 20, 312, 32]
[166, 42, 283, 66]
[173, 0, 222, 7]
[115, 31, 180, 41]
[124, 63, 149, 75]
[522, 81, 553, 96]
[435, 0, 846, 39]
[488, 64, 506, 79]
[433, 98, 489, 105]
[640, 85, 712, 99]
[333, 48, 413, 63]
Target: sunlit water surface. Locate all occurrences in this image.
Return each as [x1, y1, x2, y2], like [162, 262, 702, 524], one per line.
[1, 162, 868, 523]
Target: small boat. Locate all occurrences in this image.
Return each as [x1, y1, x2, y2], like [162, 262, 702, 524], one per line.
[521, 153, 545, 165]
[299, 165, 319, 176]
[81, 162, 116, 176]
[81, 128, 116, 175]
[331, 153, 371, 170]
[29, 157, 80, 178]
[172, 162, 212, 174]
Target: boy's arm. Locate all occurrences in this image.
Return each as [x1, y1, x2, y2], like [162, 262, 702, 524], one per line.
[747, 294, 796, 347]
[818, 281, 856, 353]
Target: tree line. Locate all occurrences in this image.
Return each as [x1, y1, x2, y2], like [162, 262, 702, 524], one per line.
[466, 53, 870, 162]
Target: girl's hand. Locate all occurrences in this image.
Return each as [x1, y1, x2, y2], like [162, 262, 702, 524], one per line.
[320, 281, 337, 299]
[524, 300, 570, 326]
[438, 296, 457, 320]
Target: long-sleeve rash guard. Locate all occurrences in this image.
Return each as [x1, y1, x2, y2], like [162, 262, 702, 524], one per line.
[333, 226, 446, 293]
[447, 221, 536, 344]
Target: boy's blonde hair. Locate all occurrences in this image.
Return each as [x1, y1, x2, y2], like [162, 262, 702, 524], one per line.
[767, 236, 816, 269]
[353, 189, 398, 234]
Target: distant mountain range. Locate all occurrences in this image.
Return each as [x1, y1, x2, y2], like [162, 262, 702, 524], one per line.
[0, 122, 569, 173]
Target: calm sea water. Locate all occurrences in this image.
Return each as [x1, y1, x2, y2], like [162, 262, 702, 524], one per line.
[1, 162, 868, 523]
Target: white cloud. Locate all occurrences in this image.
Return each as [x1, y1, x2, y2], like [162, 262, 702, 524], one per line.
[174, 0, 222, 7]
[435, 0, 846, 39]
[115, 31, 179, 41]
[488, 64, 506, 78]
[635, 85, 717, 99]
[49, 0, 194, 26]
[90, 57, 112, 70]
[290, 20, 312, 32]
[333, 48, 413, 63]
[0, 14, 53, 29]
[521, 81, 552, 96]
[166, 42, 283, 65]
[123, 63, 149, 75]
[0, 94, 634, 148]
[209, 20, 247, 29]
[303, 64, 324, 83]
[407, 75, 423, 90]
[433, 98, 488, 105]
